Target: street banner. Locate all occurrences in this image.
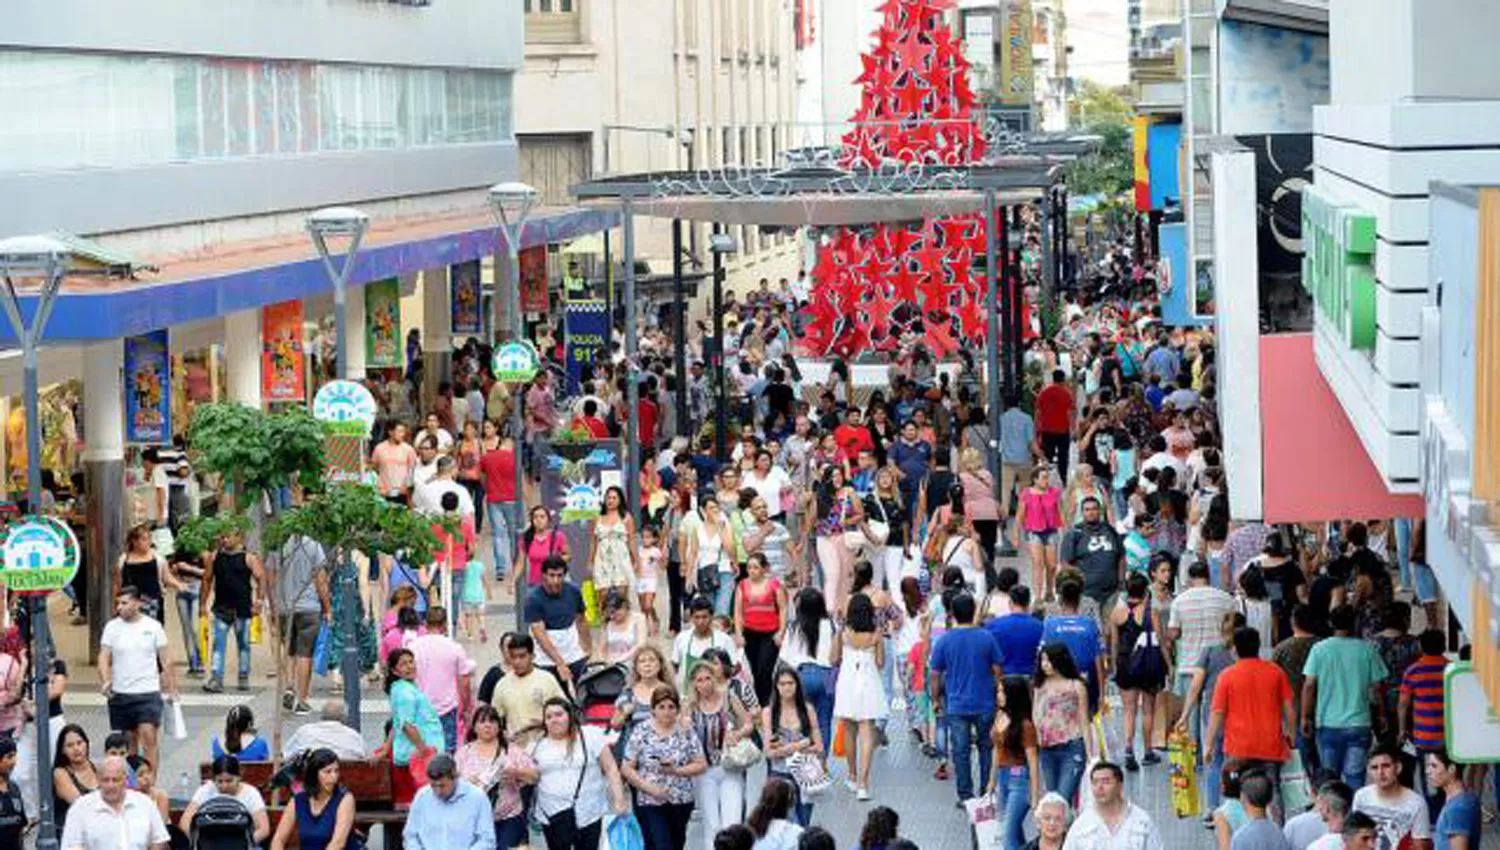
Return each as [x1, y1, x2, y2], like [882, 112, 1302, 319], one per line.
[564, 299, 608, 396]
[124, 330, 170, 444]
[520, 246, 550, 315]
[450, 260, 482, 336]
[999, 0, 1033, 107]
[261, 300, 307, 402]
[539, 440, 622, 583]
[365, 278, 401, 368]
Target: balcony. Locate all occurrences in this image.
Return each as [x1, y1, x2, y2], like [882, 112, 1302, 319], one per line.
[1215, 0, 1328, 33]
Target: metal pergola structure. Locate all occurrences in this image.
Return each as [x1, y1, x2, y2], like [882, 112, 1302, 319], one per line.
[571, 152, 1076, 519]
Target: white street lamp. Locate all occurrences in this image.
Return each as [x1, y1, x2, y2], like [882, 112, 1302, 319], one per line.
[306, 206, 371, 381]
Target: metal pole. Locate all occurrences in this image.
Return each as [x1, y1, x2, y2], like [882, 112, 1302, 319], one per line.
[1058, 187, 1070, 289]
[1008, 206, 1024, 397]
[982, 190, 1003, 494]
[623, 199, 640, 521]
[672, 221, 689, 437]
[1040, 196, 1055, 300]
[508, 223, 528, 632]
[1, 257, 65, 850]
[711, 226, 727, 464]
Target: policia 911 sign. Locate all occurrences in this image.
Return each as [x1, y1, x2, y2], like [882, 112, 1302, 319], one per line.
[0, 516, 81, 593]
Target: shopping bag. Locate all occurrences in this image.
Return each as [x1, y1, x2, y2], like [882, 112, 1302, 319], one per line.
[581, 580, 601, 627]
[1280, 750, 1313, 815]
[831, 721, 849, 758]
[249, 614, 263, 645]
[1168, 729, 1200, 819]
[1078, 757, 1100, 812]
[313, 624, 332, 677]
[606, 813, 645, 850]
[1093, 710, 1123, 764]
[964, 795, 1002, 850]
[197, 616, 211, 668]
[169, 698, 188, 741]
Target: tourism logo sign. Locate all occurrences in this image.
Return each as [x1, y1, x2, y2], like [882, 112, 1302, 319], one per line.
[313, 380, 379, 435]
[0, 517, 81, 593]
[494, 340, 542, 384]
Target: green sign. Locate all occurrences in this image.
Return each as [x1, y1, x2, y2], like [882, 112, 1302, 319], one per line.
[1302, 184, 1377, 350]
[493, 340, 541, 383]
[0, 517, 81, 593]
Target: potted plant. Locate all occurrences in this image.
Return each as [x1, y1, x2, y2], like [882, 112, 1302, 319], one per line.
[549, 423, 596, 461]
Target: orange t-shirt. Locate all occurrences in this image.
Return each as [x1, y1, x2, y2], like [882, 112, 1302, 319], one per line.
[1211, 658, 1293, 762]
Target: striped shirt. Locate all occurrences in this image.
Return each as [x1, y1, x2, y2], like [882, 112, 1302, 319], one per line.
[1400, 654, 1448, 750]
[1168, 586, 1236, 672]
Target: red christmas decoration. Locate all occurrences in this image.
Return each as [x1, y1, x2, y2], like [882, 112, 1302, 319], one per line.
[802, 0, 995, 357]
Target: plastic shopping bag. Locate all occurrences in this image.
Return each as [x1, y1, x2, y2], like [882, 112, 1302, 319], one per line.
[1078, 757, 1100, 813]
[249, 614, 263, 645]
[169, 698, 188, 741]
[197, 616, 211, 668]
[832, 721, 850, 758]
[1280, 750, 1313, 815]
[1168, 729, 1200, 818]
[312, 624, 332, 677]
[607, 813, 646, 850]
[964, 795, 1002, 850]
[581, 580, 601, 627]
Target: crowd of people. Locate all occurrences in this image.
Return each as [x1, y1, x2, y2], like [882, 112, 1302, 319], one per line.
[0, 240, 1483, 850]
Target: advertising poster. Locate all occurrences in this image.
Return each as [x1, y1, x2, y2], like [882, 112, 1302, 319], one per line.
[1133, 116, 1153, 212]
[539, 440, 622, 583]
[1159, 223, 1208, 327]
[124, 330, 170, 444]
[261, 300, 307, 402]
[963, 13, 996, 95]
[520, 246, 550, 315]
[1000, 0, 1033, 107]
[450, 260, 482, 336]
[365, 278, 402, 368]
[564, 300, 609, 396]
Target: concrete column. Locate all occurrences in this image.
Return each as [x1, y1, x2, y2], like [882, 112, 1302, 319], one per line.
[82, 340, 125, 658]
[346, 282, 368, 377]
[223, 308, 262, 408]
[421, 267, 452, 417]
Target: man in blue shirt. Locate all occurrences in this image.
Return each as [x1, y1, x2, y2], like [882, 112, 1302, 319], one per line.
[405, 753, 497, 850]
[986, 585, 1045, 677]
[1042, 576, 1107, 713]
[930, 593, 1005, 806]
[1144, 332, 1181, 386]
[1426, 749, 1480, 850]
[889, 421, 932, 507]
[998, 395, 1037, 551]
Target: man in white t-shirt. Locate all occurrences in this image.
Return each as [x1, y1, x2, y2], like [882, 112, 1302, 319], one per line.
[60, 756, 169, 850]
[413, 456, 476, 518]
[1352, 745, 1431, 850]
[98, 587, 177, 777]
[671, 598, 736, 692]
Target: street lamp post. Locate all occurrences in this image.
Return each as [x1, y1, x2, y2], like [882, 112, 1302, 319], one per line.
[708, 230, 738, 463]
[0, 235, 75, 850]
[488, 182, 538, 632]
[306, 205, 371, 731]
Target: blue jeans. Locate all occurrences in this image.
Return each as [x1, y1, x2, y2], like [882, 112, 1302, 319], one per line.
[1317, 726, 1371, 789]
[211, 613, 251, 681]
[440, 710, 458, 753]
[713, 572, 736, 617]
[488, 502, 514, 580]
[495, 815, 528, 849]
[948, 712, 996, 802]
[769, 770, 814, 826]
[175, 591, 203, 672]
[1200, 696, 1225, 812]
[1395, 518, 1413, 589]
[1039, 738, 1086, 805]
[798, 665, 835, 757]
[995, 765, 1031, 850]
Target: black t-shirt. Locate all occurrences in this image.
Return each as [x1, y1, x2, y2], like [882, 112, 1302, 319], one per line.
[765, 383, 795, 421]
[1307, 574, 1340, 636]
[212, 551, 254, 619]
[1260, 559, 1305, 641]
[869, 495, 908, 548]
[478, 663, 504, 706]
[0, 779, 25, 848]
[48, 659, 66, 718]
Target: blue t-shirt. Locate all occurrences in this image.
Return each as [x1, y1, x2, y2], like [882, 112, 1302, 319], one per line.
[1435, 791, 1482, 850]
[930, 627, 1004, 716]
[1041, 614, 1104, 676]
[211, 736, 271, 762]
[986, 613, 1044, 678]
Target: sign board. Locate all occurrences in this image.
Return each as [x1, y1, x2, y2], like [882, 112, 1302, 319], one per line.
[261, 300, 307, 402]
[1302, 184, 1377, 350]
[0, 517, 81, 593]
[124, 330, 171, 444]
[999, 0, 1033, 107]
[312, 380, 379, 435]
[962, 12, 996, 95]
[564, 300, 609, 395]
[1445, 662, 1500, 762]
[493, 340, 541, 384]
[365, 278, 402, 368]
[450, 260, 483, 336]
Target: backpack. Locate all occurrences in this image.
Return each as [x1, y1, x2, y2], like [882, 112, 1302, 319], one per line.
[1125, 601, 1167, 685]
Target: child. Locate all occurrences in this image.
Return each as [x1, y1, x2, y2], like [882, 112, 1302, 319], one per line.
[379, 606, 422, 668]
[637, 525, 664, 636]
[431, 491, 478, 638]
[128, 755, 170, 824]
[103, 732, 138, 788]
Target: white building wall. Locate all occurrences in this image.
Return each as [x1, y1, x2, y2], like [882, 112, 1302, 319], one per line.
[1211, 148, 1263, 520]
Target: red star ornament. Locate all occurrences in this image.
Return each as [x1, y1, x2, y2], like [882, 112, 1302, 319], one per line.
[896, 33, 934, 76]
[912, 242, 947, 278]
[864, 289, 897, 335]
[890, 262, 924, 304]
[956, 292, 987, 341]
[893, 74, 929, 116]
[918, 268, 958, 311]
[923, 319, 960, 358]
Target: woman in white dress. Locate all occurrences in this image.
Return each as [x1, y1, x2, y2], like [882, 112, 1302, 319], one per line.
[831, 594, 887, 801]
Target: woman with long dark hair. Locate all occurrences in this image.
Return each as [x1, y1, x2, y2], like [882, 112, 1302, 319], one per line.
[734, 553, 788, 705]
[455, 704, 539, 849]
[811, 465, 862, 613]
[761, 667, 822, 826]
[832, 593, 886, 801]
[590, 486, 638, 596]
[1031, 644, 1094, 805]
[746, 777, 804, 850]
[1109, 572, 1167, 772]
[271, 748, 357, 850]
[212, 704, 270, 761]
[378, 647, 443, 807]
[986, 677, 1041, 850]
[855, 806, 901, 850]
[52, 723, 97, 830]
[777, 588, 836, 755]
[533, 697, 629, 850]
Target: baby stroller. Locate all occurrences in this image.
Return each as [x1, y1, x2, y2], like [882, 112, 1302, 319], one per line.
[576, 662, 627, 729]
[191, 797, 257, 850]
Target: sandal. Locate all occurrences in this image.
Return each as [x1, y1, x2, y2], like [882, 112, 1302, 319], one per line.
[934, 763, 949, 780]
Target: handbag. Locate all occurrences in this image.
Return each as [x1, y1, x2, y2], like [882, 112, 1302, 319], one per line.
[695, 564, 720, 596]
[863, 496, 891, 547]
[1124, 601, 1167, 685]
[1280, 750, 1313, 814]
[720, 737, 764, 772]
[785, 751, 832, 797]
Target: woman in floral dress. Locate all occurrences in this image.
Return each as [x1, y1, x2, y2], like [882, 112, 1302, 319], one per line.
[621, 686, 708, 850]
[589, 486, 638, 596]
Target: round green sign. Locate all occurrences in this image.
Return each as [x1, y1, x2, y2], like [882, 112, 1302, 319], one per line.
[0, 516, 81, 593]
[494, 340, 541, 383]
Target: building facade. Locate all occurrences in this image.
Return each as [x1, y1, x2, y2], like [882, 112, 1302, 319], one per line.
[1031, 0, 1070, 132]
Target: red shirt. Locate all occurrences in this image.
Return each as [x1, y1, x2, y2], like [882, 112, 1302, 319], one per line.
[1211, 658, 1293, 762]
[1035, 384, 1074, 435]
[833, 423, 875, 463]
[638, 398, 659, 448]
[478, 448, 517, 503]
[572, 415, 610, 439]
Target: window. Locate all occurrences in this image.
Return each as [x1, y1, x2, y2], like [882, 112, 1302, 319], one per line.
[739, 0, 751, 58]
[683, 0, 699, 51]
[0, 51, 512, 173]
[720, 125, 732, 166]
[720, 0, 734, 58]
[524, 0, 583, 44]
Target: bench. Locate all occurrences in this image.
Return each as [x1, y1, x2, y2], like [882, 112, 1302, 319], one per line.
[182, 759, 406, 849]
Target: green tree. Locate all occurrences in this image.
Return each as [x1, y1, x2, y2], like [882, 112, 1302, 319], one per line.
[187, 403, 328, 507]
[1064, 80, 1135, 199]
[1069, 79, 1133, 127]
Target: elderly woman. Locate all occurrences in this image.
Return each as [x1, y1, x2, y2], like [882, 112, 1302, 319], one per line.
[1022, 792, 1071, 850]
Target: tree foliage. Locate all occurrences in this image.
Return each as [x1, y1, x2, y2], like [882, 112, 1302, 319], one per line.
[266, 483, 449, 568]
[187, 403, 328, 502]
[173, 512, 252, 559]
[1063, 80, 1136, 200]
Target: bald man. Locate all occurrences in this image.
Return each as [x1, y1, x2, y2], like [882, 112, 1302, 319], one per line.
[61, 756, 168, 850]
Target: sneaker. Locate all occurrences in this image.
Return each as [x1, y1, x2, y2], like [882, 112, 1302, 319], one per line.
[236, 677, 251, 693]
[1142, 751, 1162, 766]
[293, 700, 314, 716]
[843, 778, 858, 793]
[282, 689, 295, 710]
[857, 787, 870, 802]
[203, 676, 224, 694]
[1124, 751, 1139, 772]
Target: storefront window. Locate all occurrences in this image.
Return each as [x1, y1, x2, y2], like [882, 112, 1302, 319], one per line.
[0, 51, 513, 173]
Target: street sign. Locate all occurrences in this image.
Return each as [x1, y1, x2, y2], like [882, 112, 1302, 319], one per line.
[312, 379, 378, 435]
[494, 340, 541, 384]
[0, 517, 80, 593]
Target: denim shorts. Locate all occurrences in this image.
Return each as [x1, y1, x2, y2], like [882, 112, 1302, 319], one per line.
[1026, 529, 1057, 546]
[1412, 561, 1439, 603]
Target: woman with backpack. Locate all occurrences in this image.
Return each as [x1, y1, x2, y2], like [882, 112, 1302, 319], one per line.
[1108, 573, 1167, 772]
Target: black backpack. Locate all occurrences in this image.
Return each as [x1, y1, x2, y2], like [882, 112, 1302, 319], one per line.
[1125, 601, 1167, 684]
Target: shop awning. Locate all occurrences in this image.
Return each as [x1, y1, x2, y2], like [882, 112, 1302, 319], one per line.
[1259, 333, 1424, 523]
